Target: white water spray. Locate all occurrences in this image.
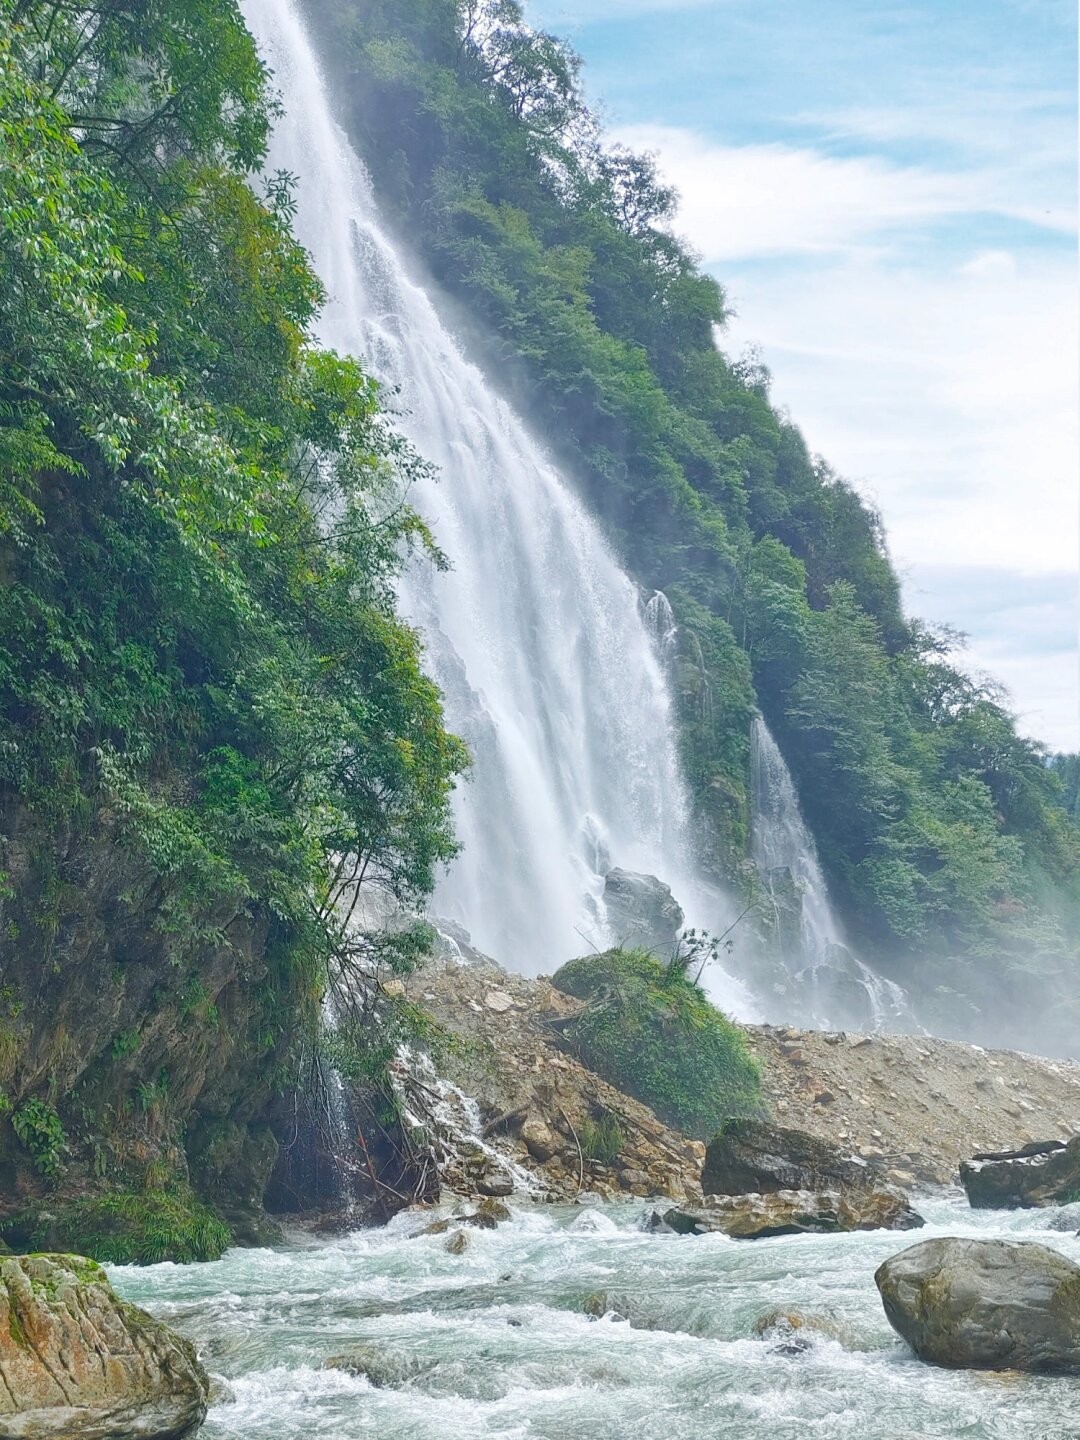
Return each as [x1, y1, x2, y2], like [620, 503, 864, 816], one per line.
[243, 0, 751, 1003]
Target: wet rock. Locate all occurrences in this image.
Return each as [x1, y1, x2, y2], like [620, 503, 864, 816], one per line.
[0, 1253, 209, 1439]
[324, 1346, 427, 1387]
[473, 1197, 511, 1225]
[583, 1291, 608, 1318]
[642, 1210, 675, 1234]
[752, 1308, 854, 1354]
[476, 1171, 513, 1198]
[960, 1137, 1080, 1209]
[445, 1228, 470, 1255]
[1046, 1206, 1080, 1233]
[876, 1237, 1080, 1374]
[703, 1119, 869, 1196]
[601, 869, 684, 955]
[419, 1196, 510, 1236]
[664, 1185, 923, 1239]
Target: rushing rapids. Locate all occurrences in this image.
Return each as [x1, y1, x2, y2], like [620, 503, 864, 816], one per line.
[114, 1193, 1080, 1439]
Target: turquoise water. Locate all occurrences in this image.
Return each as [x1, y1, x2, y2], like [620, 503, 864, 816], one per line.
[114, 1193, 1080, 1439]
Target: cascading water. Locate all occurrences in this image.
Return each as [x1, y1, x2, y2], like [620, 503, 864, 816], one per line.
[242, 0, 751, 1002]
[750, 716, 908, 1030]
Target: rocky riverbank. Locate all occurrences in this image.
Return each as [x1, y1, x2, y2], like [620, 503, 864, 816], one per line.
[749, 1023, 1080, 1186]
[401, 947, 1080, 1199]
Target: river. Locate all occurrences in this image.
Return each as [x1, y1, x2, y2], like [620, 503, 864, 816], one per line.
[114, 1192, 1080, 1439]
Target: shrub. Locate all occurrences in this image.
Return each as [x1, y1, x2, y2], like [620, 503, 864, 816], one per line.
[12, 1098, 66, 1177]
[579, 1114, 624, 1166]
[552, 949, 762, 1138]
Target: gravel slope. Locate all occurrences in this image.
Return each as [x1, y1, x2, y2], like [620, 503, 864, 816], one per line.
[404, 952, 1080, 1192]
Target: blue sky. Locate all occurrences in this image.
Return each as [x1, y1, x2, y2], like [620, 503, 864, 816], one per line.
[527, 0, 1079, 751]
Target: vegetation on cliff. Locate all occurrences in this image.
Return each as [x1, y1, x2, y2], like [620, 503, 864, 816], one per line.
[0, 0, 464, 1247]
[552, 949, 761, 1137]
[307, 0, 1080, 999]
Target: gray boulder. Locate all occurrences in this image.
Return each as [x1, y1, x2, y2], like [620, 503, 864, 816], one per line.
[664, 1184, 923, 1239]
[0, 1253, 208, 1439]
[960, 1137, 1080, 1209]
[602, 870, 684, 955]
[876, 1237, 1080, 1374]
[703, 1118, 870, 1196]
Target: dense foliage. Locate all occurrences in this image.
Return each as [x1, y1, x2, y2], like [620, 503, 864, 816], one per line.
[31, 1187, 232, 1264]
[552, 949, 762, 1137]
[0, 0, 464, 1211]
[309, 0, 1080, 994]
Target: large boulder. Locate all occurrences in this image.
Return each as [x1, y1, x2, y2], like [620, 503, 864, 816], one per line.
[0, 1252, 209, 1438]
[663, 1184, 923, 1239]
[876, 1237, 1080, 1374]
[601, 870, 684, 956]
[703, 1118, 869, 1196]
[960, 1138, 1080, 1209]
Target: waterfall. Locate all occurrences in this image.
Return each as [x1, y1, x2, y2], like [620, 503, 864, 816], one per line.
[242, 0, 753, 1008]
[750, 716, 908, 1030]
[643, 590, 679, 664]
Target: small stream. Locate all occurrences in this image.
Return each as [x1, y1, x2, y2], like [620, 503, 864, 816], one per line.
[114, 1194, 1080, 1439]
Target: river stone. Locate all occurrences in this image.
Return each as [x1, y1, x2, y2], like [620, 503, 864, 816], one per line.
[664, 1185, 923, 1239]
[601, 869, 684, 955]
[323, 1345, 427, 1387]
[875, 1237, 1080, 1374]
[703, 1118, 870, 1196]
[960, 1137, 1080, 1209]
[752, 1308, 855, 1354]
[0, 1253, 209, 1439]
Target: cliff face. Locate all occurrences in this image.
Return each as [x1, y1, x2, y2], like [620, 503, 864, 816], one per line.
[0, 802, 289, 1251]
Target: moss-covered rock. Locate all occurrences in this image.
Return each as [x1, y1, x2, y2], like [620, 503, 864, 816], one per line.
[551, 948, 761, 1138]
[0, 1252, 208, 1436]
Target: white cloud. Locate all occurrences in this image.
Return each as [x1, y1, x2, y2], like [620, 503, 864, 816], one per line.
[718, 250, 1077, 576]
[614, 124, 1075, 262]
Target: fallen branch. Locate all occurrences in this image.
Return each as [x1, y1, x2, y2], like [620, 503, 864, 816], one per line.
[559, 1104, 584, 1194]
